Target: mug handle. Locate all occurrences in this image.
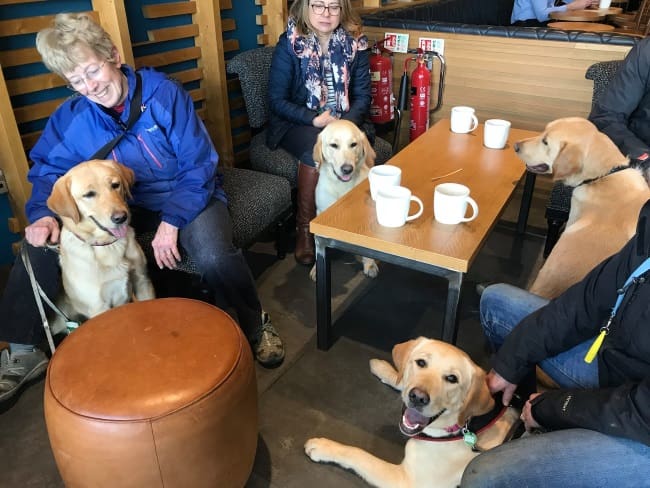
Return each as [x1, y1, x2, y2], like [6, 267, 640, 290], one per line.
[469, 115, 479, 132]
[460, 197, 479, 222]
[406, 196, 424, 221]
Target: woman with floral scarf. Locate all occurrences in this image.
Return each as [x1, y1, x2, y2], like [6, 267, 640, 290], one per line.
[267, 0, 371, 265]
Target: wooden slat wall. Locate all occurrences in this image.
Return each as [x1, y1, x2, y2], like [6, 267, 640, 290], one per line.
[139, 0, 235, 165]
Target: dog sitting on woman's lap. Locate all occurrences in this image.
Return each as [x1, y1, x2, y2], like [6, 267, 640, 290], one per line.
[310, 119, 379, 281]
[46, 159, 155, 332]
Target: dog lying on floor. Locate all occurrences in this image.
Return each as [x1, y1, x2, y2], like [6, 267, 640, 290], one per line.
[310, 119, 379, 281]
[515, 117, 650, 299]
[46, 159, 155, 331]
[305, 337, 520, 488]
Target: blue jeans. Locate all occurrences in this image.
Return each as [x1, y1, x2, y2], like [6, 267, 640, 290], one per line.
[480, 283, 598, 389]
[461, 429, 650, 487]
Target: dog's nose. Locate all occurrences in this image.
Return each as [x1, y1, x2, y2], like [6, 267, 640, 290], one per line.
[513, 142, 520, 153]
[341, 164, 353, 175]
[408, 388, 430, 408]
[111, 212, 128, 225]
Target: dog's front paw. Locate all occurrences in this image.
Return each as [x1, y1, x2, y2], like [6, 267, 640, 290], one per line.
[305, 437, 339, 463]
[363, 258, 379, 279]
[309, 264, 317, 282]
[369, 359, 400, 389]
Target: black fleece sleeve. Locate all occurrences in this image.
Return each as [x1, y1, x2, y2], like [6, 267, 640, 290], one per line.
[531, 378, 650, 446]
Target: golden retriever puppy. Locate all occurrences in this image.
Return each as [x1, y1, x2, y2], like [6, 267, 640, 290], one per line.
[47, 159, 155, 331]
[515, 117, 650, 299]
[310, 119, 378, 281]
[305, 337, 520, 488]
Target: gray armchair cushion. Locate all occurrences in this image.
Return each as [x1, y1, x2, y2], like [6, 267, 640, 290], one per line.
[227, 47, 275, 129]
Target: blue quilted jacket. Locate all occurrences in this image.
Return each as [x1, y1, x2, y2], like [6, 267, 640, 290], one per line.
[28, 65, 225, 229]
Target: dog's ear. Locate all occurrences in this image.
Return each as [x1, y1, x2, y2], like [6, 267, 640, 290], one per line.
[553, 141, 582, 181]
[392, 338, 418, 387]
[111, 160, 135, 200]
[361, 134, 376, 168]
[457, 364, 494, 425]
[312, 132, 325, 172]
[47, 174, 80, 223]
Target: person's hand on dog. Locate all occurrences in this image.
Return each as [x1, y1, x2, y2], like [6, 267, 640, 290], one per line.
[152, 221, 180, 269]
[521, 393, 543, 431]
[313, 109, 337, 128]
[486, 369, 518, 406]
[25, 216, 60, 247]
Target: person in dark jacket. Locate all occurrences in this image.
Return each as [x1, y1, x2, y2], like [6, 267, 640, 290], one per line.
[267, 0, 371, 265]
[460, 200, 650, 487]
[590, 37, 650, 178]
[0, 13, 285, 404]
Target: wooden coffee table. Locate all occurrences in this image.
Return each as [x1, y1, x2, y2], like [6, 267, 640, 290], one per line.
[310, 119, 538, 350]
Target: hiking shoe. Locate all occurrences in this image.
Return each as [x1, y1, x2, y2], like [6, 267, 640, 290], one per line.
[0, 348, 49, 403]
[251, 312, 285, 368]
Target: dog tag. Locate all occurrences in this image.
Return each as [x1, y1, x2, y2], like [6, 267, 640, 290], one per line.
[462, 429, 477, 448]
[66, 321, 80, 333]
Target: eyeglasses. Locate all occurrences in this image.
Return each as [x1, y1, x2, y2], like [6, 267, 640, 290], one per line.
[310, 3, 341, 15]
[66, 61, 107, 91]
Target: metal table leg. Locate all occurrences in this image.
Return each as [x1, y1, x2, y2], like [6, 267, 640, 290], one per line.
[517, 172, 536, 234]
[315, 236, 332, 350]
[441, 271, 463, 344]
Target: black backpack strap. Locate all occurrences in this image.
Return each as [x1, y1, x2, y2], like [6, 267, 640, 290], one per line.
[91, 73, 143, 160]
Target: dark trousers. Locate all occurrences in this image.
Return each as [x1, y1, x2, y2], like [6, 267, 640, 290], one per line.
[279, 125, 322, 167]
[0, 199, 262, 346]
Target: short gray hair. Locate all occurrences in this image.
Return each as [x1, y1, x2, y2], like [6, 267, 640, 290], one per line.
[36, 13, 115, 77]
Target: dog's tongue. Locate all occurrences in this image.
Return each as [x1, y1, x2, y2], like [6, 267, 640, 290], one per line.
[339, 173, 352, 182]
[400, 407, 431, 436]
[109, 225, 128, 238]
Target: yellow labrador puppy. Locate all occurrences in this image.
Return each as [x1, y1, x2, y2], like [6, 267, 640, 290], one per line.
[515, 117, 650, 299]
[305, 337, 520, 488]
[47, 159, 155, 330]
[310, 119, 378, 281]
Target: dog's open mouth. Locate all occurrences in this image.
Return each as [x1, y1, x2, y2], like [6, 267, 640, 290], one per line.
[331, 166, 354, 183]
[525, 163, 550, 174]
[90, 216, 128, 239]
[399, 405, 446, 436]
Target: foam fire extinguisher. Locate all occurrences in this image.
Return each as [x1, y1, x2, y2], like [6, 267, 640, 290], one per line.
[397, 48, 446, 143]
[369, 40, 395, 126]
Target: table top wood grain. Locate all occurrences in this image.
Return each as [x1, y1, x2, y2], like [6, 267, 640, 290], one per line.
[548, 21, 616, 31]
[310, 119, 538, 273]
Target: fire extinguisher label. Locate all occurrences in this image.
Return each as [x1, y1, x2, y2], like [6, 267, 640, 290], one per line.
[371, 71, 381, 82]
[383, 33, 409, 53]
[418, 38, 445, 55]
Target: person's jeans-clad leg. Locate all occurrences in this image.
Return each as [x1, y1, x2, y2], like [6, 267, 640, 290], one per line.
[461, 428, 650, 488]
[179, 199, 262, 339]
[480, 283, 599, 389]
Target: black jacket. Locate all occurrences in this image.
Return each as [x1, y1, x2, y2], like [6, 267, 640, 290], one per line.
[266, 33, 372, 150]
[590, 38, 650, 160]
[493, 200, 650, 446]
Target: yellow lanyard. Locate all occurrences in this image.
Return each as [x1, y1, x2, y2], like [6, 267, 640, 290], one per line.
[584, 257, 650, 363]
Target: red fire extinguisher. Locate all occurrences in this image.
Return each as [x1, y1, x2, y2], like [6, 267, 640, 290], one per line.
[396, 49, 446, 143]
[369, 40, 395, 125]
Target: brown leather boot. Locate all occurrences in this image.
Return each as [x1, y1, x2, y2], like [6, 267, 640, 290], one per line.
[295, 163, 319, 265]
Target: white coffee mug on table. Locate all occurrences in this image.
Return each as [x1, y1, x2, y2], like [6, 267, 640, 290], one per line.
[483, 119, 511, 149]
[599, 0, 612, 8]
[434, 183, 479, 225]
[369, 164, 402, 200]
[450, 106, 479, 134]
[376, 186, 424, 228]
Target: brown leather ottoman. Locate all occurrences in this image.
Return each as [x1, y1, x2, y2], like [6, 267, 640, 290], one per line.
[44, 298, 258, 487]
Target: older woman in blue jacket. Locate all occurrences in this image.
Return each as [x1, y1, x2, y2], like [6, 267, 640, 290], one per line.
[0, 13, 285, 404]
[267, 0, 372, 265]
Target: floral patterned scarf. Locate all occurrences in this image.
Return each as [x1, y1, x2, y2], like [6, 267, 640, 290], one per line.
[286, 16, 368, 117]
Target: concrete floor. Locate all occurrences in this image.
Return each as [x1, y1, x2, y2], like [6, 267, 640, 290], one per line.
[0, 214, 545, 487]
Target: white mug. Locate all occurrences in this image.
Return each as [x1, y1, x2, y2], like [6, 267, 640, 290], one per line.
[450, 106, 479, 134]
[376, 186, 424, 228]
[368, 164, 402, 201]
[599, 0, 612, 8]
[483, 119, 511, 149]
[434, 183, 479, 225]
